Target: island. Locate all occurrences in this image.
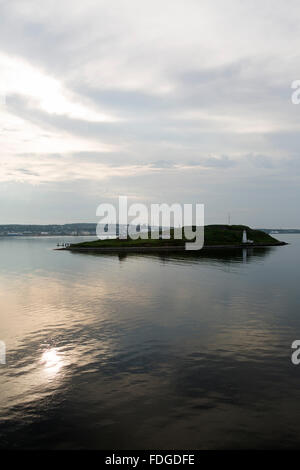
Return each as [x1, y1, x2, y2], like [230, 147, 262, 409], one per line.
[58, 225, 287, 253]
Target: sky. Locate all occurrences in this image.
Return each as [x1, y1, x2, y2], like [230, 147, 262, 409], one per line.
[1, 0, 300, 227]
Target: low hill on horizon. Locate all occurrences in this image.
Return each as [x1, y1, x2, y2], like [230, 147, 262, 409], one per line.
[68, 224, 283, 249]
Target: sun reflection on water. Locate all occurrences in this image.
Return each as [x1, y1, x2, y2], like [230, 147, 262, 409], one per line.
[40, 348, 63, 376]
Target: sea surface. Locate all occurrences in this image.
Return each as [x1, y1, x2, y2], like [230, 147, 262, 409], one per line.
[0, 234, 300, 449]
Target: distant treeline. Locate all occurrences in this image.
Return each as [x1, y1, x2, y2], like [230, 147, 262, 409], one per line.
[1, 224, 299, 236]
[0, 223, 98, 236]
[0, 223, 150, 236]
[0, 223, 97, 230]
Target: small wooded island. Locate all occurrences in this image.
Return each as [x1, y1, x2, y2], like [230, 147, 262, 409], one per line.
[59, 225, 287, 253]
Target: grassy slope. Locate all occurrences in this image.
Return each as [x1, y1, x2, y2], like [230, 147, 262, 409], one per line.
[204, 225, 279, 245]
[70, 225, 281, 248]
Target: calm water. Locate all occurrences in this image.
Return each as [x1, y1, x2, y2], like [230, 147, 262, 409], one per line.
[1, 234, 300, 449]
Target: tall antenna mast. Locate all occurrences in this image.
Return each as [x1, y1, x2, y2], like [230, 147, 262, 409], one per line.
[228, 212, 231, 225]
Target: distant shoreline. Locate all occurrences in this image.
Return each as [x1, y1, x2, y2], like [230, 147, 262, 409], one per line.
[58, 241, 287, 253]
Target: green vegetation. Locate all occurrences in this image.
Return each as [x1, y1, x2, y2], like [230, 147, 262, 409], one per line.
[203, 225, 280, 245]
[67, 225, 283, 250]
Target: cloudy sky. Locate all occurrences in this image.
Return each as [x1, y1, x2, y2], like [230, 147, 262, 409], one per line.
[1, 0, 300, 226]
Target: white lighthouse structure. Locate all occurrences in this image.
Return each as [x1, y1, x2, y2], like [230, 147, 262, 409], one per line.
[242, 229, 253, 244]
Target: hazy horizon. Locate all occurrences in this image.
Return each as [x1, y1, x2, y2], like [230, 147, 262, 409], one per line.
[0, 220, 299, 229]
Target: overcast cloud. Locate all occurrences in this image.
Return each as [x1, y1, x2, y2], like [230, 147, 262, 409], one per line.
[1, 0, 300, 226]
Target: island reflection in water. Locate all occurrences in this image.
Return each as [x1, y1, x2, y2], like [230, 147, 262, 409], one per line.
[0, 235, 300, 449]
